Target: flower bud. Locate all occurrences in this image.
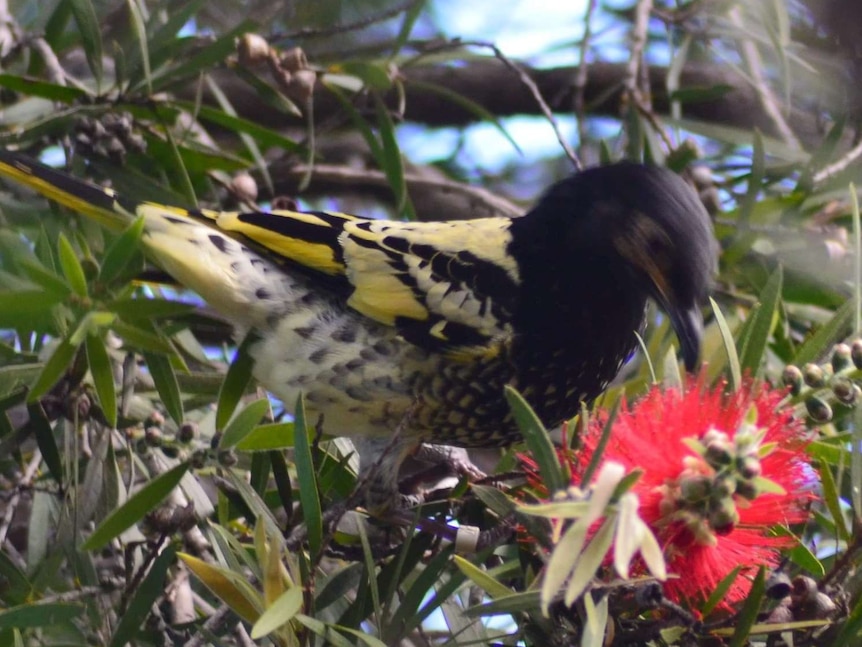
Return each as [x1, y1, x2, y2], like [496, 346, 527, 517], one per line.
[709, 498, 739, 535]
[737, 455, 762, 480]
[218, 448, 238, 467]
[178, 421, 199, 444]
[230, 172, 258, 203]
[712, 474, 737, 498]
[734, 478, 759, 500]
[144, 426, 163, 447]
[705, 438, 733, 467]
[851, 339, 862, 369]
[782, 365, 803, 395]
[679, 474, 712, 503]
[803, 363, 825, 388]
[832, 376, 859, 405]
[237, 33, 271, 66]
[832, 343, 852, 372]
[191, 449, 208, 469]
[805, 396, 833, 422]
[288, 69, 317, 104]
[279, 47, 308, 73]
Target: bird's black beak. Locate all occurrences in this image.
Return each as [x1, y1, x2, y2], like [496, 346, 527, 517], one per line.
[668, 302, 703, 372]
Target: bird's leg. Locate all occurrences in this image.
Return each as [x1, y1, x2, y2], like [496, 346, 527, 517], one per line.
[352, 435, 422, 513]
[396, 445, 487, 498]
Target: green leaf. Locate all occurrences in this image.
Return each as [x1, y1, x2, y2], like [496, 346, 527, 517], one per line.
[108, 297, 195, 320]
[235, 422, 296, 452]
[82, 462, 189, 550]
[0, 603, 82, 630]
[251, 587, 303, 639]
[232, 67, 302, 117]
[111, 320, 175, 353]
[294, 615, 356, 647]
[142, 351, 184, 425]
[737, 266, 783, 377]
[710, 297, 741, 391]
[293, 394, 322, 556]
[219, 398, 270, 449]
[86, 334, 117, 428]
[453, 555, 511, 599]
[772, 525, 824, 577]
[28, 338, 79, 401]
[26, 402, 64, 485]
[179, 102, 303, 154]
[372, 93, 412, 217]
[124, 0, 152, 94]
[504, 385, 565, 493]
[792, 298, 855, 366]
[819, 463, 850, 541]
[0, 74, 88, 103]
[108, 545, 176, 647]
[57, 233, 88, 298]
[18, 257, 74, 298]
[701, 566, 742, 617]
[68, 0, 104, 85]
[0, 290, 66, 328]
[216, 333, 257, 431]
[179, 552, 262, 623]
[149, 21, 255, 92]
[331, 62, 392, 90]
[728, 566, 766, 647]
[99, 217, 145, 284]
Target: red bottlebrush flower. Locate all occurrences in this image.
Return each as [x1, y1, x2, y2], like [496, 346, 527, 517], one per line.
[565, 381, 813, 607]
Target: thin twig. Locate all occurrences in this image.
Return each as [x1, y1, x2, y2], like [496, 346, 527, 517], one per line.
[813, 138, 862, 185]
[269, 161, 522, 218]
[272, 0, 423, 42]
[574, 0, 596, 160]
[728, 6, 800, 150]
[407, 39, 581, 170]
[0, 450, 42, 546]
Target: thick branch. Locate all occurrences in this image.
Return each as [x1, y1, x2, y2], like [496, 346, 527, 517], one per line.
[187, 60, 834, 149]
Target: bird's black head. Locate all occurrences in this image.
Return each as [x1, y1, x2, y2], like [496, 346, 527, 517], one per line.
[512, 162, 717, 371]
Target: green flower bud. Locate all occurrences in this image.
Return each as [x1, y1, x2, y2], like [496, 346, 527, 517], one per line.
[832, 343, 852, 373]
[805, 396, 833, 422]
[803, 363, 826, 388]
[782, 365, 803, 395]
[851, 339, 862, 370]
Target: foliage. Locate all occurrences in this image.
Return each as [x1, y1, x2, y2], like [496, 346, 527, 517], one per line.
[0, 0, 861, 645]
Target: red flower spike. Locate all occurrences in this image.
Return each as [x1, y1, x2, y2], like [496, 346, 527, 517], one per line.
[533, 381, 814, 608]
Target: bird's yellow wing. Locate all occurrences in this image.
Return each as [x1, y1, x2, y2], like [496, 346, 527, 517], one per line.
[0, 151, 520, 351]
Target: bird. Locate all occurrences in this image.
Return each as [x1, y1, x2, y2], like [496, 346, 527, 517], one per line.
[0, 151, 717, 510]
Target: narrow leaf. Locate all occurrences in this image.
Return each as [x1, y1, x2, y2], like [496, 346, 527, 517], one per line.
[251, 587, 303, 639]
[28, 338, 79, 401]
[219, 398, 270, 448]
[711, 297, 741, 390]
[179, 552, 261, 623]
[57, 233, 88, 298]
[142, 351, 184, 425]
[738, 267, 783, 376]
[86, 334, 117, 427]
[505, 385, 564, 493]
[68, 0, 104, 84]
[728, 566, 766, 647]
[293, 394, 322, 556]
[108, 545, 176, 647]
[82, 462, 189, 550]
[216, 333, 257, 431]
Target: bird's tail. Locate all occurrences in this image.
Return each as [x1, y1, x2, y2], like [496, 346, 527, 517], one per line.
[0, 150, 279, 320]
[0, 150, 151, 230]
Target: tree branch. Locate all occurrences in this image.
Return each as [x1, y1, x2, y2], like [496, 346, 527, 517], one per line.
[187, 59, 838, 150]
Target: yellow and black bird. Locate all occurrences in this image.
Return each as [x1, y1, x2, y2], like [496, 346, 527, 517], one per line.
[0, 151, 716, 508]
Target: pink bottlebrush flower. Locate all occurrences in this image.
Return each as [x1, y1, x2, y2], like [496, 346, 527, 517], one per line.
[524, 381, 814, 608]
